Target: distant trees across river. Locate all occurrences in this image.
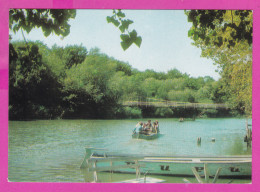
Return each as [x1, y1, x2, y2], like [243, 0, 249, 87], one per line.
[9, 41, 248, 120]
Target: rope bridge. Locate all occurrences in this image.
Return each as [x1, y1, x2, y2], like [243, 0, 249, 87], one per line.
[122, 98, 229, 109]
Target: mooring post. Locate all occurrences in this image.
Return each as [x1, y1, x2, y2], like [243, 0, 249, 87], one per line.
[134, 160, 140, 179]
[110, 161, 113, 181]
[246, 119, 249, 133]
[244, 119, 252, 148]
[197, 137, 201, 146]
[93, 161, 98, 182]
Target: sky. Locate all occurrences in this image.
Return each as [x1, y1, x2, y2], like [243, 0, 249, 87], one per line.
[10, 9, 220, 80]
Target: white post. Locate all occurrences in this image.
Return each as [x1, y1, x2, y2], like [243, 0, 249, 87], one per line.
[93, 161, 98, 183]
[110, 161, 113, 181]
[134, 160, 140, 180]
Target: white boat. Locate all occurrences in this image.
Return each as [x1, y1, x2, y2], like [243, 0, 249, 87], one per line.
[80, 148, 251, 179]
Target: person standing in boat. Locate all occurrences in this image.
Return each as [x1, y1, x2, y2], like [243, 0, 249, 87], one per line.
[144, 120, 152, 134]
[154, 120, 159, 133]
[134, 121, 143, 133]
[152, 122, 157, 133]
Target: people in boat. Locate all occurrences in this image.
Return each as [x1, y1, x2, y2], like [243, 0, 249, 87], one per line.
[134, 120, 159, 134]
[154, 120, 159, 133]
[147, 120, 152, 129]
[134, 121, 143, 133]
[152, 122, 157, 133]
[138, 122, 144, 132]
[145, 120, 152, 133]
[179, 117, 184, 122]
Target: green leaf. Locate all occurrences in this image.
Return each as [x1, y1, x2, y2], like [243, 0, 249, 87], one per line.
[129, 30, 137, 39]
[23, 25, 32, 33]
[120, 34, 133, 50]
[217, 37, 223, 47]
[194, 32, 199, 41]
[63, 28, 70, 37]
[205, 37, 210, 45]
[43, 28, 51, 37]
[187, 15, 193, 22]
[121, 41, 132, 51]
[120, 34, 130, 41]
[125, 19, 133, 25]
[119, 25, 125, 33]
[106, 16, 112, 23]
[119, 19, 133, 33]
[134, 36, 142, 47]
[188, 29, 194, 37]
[117, 10, 125, 18]
[106, 15, 120, 26]
[13, 24, 19, 33]
[108, 16, 120, 27]
[112, 18, 120, 27]
[69, 10, 77, 19]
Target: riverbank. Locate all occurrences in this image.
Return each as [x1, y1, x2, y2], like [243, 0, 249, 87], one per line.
[9, 105, 248, 121]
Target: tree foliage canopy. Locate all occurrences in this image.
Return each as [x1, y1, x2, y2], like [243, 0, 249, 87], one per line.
[9, 41, 229, 120]
[9, 9, 76, 37]
[107, 10, 142, 50]
[9, 9, 140, 51]
[186, 10, 252, 48]
[186, 10, 252, 116]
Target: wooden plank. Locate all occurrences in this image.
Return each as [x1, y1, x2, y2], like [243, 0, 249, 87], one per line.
[91, 153, 251, 159]
[88, 163, 146, 172]
[143, 156, 251, 160]
[142, 159, 251, 164]
[142, 158, 251, 162]
[191, 167, 204, 184]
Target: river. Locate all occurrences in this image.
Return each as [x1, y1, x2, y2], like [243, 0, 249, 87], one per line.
[8, 118, 252, 183]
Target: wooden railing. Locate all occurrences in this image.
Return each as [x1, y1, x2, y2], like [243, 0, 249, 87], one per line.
[122, 100, 229, 109]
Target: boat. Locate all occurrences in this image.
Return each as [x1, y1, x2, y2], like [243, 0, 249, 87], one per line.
[80, 148, 252, 179]
[132, 132, 160, 140]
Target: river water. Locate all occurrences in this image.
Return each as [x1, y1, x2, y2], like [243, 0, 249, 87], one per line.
[8, 118, 252, 183]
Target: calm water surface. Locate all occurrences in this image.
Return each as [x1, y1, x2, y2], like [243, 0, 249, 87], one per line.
[8, 118, 252, 183]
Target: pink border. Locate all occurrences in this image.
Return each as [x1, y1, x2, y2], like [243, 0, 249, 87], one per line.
[0, 0, 259, 191]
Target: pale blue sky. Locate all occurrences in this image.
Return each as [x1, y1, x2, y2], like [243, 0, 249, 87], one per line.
[11, 9, 220, 79]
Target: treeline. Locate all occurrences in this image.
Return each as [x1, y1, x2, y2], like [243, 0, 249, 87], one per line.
[186, 10, 252, 116]
[9, 41, 235, 120]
